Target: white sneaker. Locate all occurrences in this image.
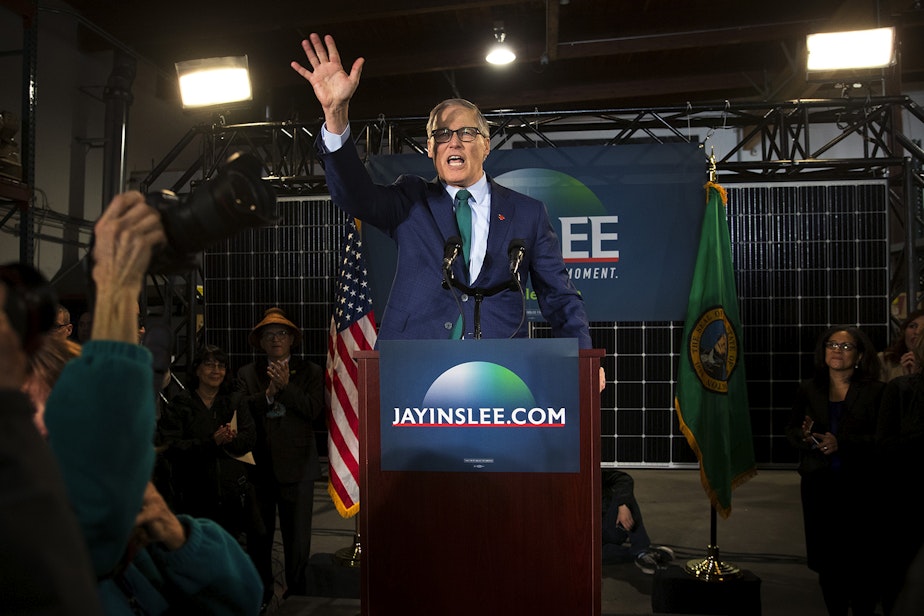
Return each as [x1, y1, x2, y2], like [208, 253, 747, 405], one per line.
[634, 551, 659, 574]
[649, 545, 675, 564]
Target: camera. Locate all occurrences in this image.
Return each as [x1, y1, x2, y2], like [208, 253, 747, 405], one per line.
[0, 262, 58, 353]
[147, 151, 278, 273]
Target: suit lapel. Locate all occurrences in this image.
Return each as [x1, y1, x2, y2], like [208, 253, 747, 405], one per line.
[482, 177, 515, 281]
[427, 178, 460, 241]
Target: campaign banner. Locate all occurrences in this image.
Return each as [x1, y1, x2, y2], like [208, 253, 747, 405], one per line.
[365, 142, 705, 322]
[379, 338, 579, 473]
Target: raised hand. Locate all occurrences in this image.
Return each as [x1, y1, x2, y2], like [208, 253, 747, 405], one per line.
[91, 191, 166, 343]
[900, 350, 918, 374]
[290, 33, 365, 135]
[92, 191, 165, 297]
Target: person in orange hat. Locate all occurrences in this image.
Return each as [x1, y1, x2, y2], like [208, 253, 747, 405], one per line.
[237, 307, 324, 609]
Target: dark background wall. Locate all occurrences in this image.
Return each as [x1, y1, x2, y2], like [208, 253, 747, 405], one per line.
[199, 181, 889, 469]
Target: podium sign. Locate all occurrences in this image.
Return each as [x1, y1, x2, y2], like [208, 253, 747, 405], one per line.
[356, 342, 603, 616]
[379, 338, 579, 473]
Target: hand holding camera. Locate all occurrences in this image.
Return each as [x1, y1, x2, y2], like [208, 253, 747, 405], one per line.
[93, 191, 166, 292]
[90, 191, 166, 344]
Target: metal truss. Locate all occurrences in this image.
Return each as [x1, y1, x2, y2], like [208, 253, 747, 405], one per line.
[136, 96, 923, 363]
[140, 96, 924, 192]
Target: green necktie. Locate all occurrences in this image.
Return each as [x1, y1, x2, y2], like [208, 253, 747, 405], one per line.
[451, 189, 472, 339]
[455, 189, 472, 269]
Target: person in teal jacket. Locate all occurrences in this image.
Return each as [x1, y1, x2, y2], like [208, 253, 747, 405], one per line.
[98, 482, 263, 615]
[43, 190, 261, 615]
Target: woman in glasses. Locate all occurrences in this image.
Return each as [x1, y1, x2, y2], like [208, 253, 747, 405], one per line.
[787, 325, 884, 616]
[156, 344, 259, 540]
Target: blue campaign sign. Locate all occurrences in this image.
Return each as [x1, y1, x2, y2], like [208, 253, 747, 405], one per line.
[364, 142, 705, 322]
[379, 338, 579, 473]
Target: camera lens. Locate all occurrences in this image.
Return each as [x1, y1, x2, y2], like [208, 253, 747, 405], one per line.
[148, 152, 278, 273]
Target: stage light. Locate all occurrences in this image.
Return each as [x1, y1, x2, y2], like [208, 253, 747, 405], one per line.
[175, 56, 252, 109]
[806, 27, 895, 73]
[486, 25, 516, 66]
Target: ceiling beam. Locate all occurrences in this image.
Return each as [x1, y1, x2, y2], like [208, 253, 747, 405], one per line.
[545, 0, 559, 63]
[555, 19, 826, 58]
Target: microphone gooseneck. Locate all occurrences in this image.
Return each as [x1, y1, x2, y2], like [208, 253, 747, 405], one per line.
[508, 239, 526, 276]
[506, 239, 528, 338]
[443, 235, 463, 270]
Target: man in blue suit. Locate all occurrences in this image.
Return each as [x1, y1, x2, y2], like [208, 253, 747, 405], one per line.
[292, 33, 592, 350]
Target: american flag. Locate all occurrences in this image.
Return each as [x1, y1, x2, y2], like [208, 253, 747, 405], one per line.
[325, 221, 377, 518]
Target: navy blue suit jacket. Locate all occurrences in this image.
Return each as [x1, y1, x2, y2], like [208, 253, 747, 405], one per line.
[318, 137, 591, 348]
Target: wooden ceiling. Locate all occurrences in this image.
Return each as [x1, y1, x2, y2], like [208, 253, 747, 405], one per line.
[41, 0, 924, 121]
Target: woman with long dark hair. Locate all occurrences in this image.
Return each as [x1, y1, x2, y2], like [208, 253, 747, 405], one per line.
[787, 325, 884, 616]
[878, 309, 924, 381]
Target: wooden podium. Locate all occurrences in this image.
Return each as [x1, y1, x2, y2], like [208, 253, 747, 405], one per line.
[355, 346, 604, 616]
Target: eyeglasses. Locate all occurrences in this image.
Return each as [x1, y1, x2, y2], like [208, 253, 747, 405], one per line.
[430, 127, 483, 144]
[52, 322, 70, 330]
[825, 341, 857, 351]
[201, 360, 227, 370]
[261, 329, 291, 341]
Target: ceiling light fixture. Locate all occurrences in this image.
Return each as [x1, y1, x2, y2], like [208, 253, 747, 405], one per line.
[486, 23, 516, 66]
[806, 27, 895, 72]
[175, 55, 253, 109]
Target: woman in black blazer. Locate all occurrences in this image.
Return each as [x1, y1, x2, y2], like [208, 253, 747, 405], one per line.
[787, 325, 884, 616]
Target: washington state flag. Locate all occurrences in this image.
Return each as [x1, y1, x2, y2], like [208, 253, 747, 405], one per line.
[675, 181, 756, 518]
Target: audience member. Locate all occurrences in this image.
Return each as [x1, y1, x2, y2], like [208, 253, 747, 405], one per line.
[878, 309, 924, 381]
[22, 335, 80, 438]
[51, 303, 73, 339]
[0, 263, 102, 615]
[787, 325, 883, 616]
[291, 34, 593, 349]
[876, 332, 924, 614]
[238, 307, 324, 608]
[42, 190, 261, 615]
[601, 469, 674, 573]
[77, 309, 93, 343]
[157, 344, 260, 539]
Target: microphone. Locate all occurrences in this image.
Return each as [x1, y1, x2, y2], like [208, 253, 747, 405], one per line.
[443, 236, 463, 270]
[508, 239, 526, 276]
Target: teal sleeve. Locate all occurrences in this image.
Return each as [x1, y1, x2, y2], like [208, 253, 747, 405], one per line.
[146, 515, 263, 616]
[45, 340, 156, 577]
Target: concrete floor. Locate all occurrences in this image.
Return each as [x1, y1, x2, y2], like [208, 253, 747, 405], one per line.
[268, 468, 830, 616]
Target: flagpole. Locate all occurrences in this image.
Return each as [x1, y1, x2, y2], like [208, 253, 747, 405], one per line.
[327, 219, 376, 570]
[334, 515, 362, 568]
[676, 154, 753, 582]
[684, 507, 742, 581]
